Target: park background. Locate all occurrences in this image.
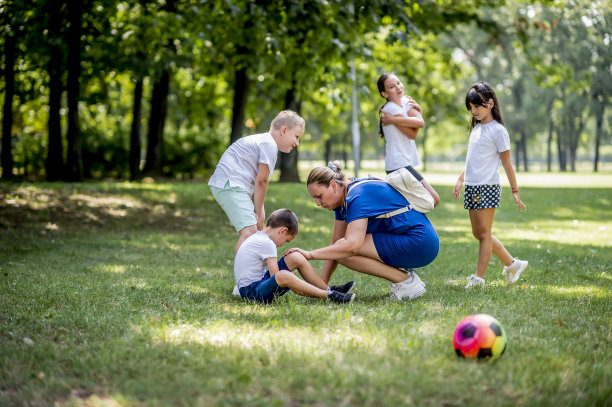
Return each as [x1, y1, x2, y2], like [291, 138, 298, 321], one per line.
[0, 0, 610, 181]
[1, 1, 611, 406]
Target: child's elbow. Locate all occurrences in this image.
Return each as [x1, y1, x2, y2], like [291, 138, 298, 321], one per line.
[256, 178, 269, 188]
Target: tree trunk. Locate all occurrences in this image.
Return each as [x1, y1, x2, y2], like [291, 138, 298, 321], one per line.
[129, 78, 144, 180]
[64, 0, 83, 181]
[592, 102, 604, 172]
[45, 2, 64, 181]
[324, 138, 331, 164]
[143, 70, 169, 176]
[421, 126, 428, 172]
[1, 34, 15, 179]
[230, 66, 249, 146]
[278, 86, 301, 183]
[520, 130, 528, 172]
[557, 127, 566, 172]
[546, 99, 554, 172]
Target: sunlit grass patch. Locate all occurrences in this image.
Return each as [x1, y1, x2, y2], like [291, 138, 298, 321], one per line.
[1, 178, 611, 406]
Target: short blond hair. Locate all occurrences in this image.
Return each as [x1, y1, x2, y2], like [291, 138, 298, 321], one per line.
[271, 110, 305, 131]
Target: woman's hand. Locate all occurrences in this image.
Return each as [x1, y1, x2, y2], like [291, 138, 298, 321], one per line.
[283, 247, 313, 260]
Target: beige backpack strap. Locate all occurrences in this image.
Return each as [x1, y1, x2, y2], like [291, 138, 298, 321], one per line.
[375, 205, 412, 218]
[348, 179, 412, 219]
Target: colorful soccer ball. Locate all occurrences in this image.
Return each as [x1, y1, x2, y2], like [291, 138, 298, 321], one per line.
[453, 314, 507, 361]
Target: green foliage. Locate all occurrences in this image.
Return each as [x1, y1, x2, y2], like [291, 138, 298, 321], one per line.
[0, 176, 611, 405]
[0, 0, 609, 179]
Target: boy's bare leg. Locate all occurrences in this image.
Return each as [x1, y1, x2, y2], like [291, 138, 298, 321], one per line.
[283, 252, 328, 290]
[236, 225, 257, 254]
[274, 270, 328, 298]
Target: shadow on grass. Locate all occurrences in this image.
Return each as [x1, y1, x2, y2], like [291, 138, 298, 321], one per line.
[1, 181, 611, 406]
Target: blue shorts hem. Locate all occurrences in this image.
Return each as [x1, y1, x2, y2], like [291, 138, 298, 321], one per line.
[238, 258, 291, 303]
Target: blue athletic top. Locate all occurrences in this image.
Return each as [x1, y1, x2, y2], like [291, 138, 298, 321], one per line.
[333, 179, 432, 234]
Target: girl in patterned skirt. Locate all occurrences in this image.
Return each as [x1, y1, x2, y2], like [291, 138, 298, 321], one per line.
[452, 81, 528, 288]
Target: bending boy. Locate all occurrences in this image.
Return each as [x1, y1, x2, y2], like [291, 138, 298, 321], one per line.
[208, 110, 305, 253]
[235, 209, 356, 304]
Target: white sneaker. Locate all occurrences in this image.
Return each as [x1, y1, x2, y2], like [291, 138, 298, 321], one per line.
[410, 271, 426, 287]
[390, 276, 426, 301]
[232, 285, 240, 296]
[503, 259, 528, 284]
[464, 274, 485, 288]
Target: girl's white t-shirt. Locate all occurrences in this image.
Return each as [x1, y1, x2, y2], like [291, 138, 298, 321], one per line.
[233, 230, 277, 289]
[208, 132, 278, 195]
[464, 120, 511, 185]
[382, 96, 421, 171]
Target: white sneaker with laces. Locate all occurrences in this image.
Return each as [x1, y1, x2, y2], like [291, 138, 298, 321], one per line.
[503, 259, 528, 284]
[464, 274, 485, 288]
[410, 271, 425, 287]
[390, 275, 426, 301]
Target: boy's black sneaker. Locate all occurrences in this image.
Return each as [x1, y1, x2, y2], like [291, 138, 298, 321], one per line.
[329, 281, 355, 294]
[328, 290, 355, 304]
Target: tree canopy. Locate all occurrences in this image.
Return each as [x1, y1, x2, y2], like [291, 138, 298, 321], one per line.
[0, 0, 610, 180]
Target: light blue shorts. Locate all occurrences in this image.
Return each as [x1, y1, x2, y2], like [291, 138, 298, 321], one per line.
[210, 182, 256, 232]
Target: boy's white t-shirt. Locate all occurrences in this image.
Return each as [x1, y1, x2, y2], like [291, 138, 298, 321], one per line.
[208, 132, 278, 195]
[234, 230, 277, 289]
[382, 96, 421, 171]
[464, 120, 511, 185]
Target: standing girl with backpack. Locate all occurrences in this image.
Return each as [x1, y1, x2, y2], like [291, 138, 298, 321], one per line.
[452, 81, 528, 288]
[377, 72, 440, 207]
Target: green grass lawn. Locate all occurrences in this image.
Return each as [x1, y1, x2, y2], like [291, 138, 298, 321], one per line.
[1, 174, 611, 406]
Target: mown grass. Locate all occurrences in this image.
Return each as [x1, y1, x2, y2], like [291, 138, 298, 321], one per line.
[1, 174, 611, 407]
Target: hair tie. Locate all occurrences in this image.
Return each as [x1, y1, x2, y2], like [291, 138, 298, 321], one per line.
[327, 162, 339, 172]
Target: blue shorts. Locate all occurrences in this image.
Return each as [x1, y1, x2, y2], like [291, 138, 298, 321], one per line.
[238, 257, 291, 304]
[372, 222, 440, 269]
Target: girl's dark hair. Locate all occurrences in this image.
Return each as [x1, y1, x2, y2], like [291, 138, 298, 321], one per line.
[377, 73, 393, 138]
[266, 208, 298, 236]
[465, 81, 504, 130]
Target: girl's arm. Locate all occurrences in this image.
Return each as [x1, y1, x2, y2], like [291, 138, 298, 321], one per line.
[253, 163, 270, 229]
[500, 150, 526, 212]
[452, 171, 465, 200]
[381, 111, 424, 140]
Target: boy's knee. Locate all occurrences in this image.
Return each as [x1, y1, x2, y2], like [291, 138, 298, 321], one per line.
[283, 251, 306, 269]
[274, 270, 293, 286]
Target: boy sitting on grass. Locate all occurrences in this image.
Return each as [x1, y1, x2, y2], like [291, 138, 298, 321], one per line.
[234, 208, 356, 304]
